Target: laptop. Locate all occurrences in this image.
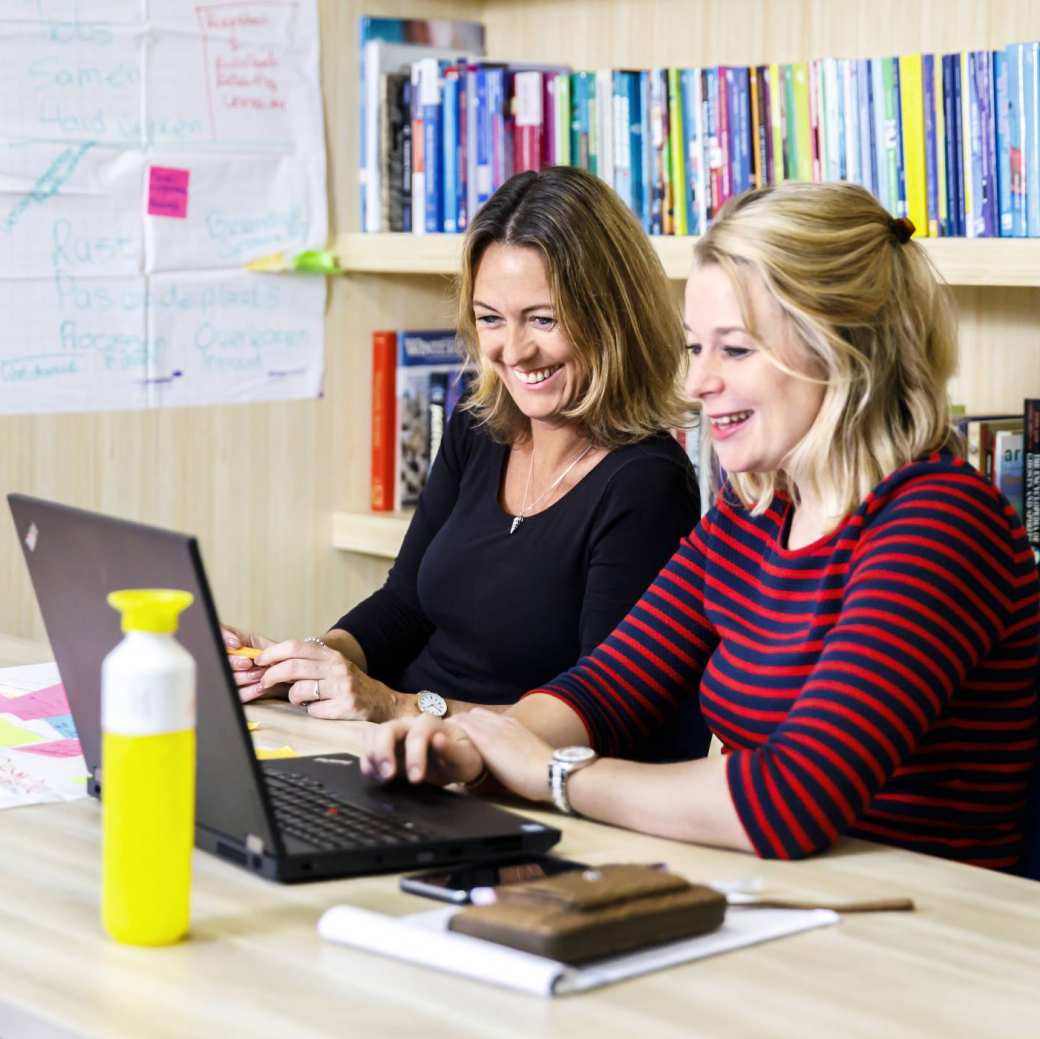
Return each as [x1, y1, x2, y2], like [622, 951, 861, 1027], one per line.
[8, 494, 560, 883]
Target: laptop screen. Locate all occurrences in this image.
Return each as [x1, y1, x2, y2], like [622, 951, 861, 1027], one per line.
[9, 494, 276, 851]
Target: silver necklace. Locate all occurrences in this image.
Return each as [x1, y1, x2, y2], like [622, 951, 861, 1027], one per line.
[509, 441, 594, 534]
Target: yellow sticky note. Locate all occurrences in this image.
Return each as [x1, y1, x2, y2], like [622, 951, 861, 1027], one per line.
[0, 716, 46, 748]
[256, 745, 296, 760]
[247, 721, 259, 732]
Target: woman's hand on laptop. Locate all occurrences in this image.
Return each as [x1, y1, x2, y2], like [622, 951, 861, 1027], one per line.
[362, 715, 485, 787]
[222, 624, 286, 702]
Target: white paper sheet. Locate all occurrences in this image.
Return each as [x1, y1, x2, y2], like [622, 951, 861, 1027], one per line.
[318, 903, 840, 997]
[0, 0, 326, 415]
[0, 662, 89, 809]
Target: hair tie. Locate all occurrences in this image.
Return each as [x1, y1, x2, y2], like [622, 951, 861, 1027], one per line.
[890, 216, 915, 243]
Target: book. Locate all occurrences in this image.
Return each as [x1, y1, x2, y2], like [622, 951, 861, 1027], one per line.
[371, 331, 397, 511]
[394, 330, 466, 509]
[993, 429, 1024, 521]
[1024, 399, 1040, 553]
[899, 53, 928, 234]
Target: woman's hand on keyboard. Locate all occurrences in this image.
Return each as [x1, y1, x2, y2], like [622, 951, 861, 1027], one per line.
[362, 714, 485, 787]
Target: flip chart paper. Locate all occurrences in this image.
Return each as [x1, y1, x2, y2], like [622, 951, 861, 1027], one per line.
[0, 0, 327, 415]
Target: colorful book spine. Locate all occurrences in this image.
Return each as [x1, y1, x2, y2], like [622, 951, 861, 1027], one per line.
[945, 53, 965, 236]
[857, 58, 874, 195]
[410, 63, 425, 235]
[624, 71, 645, 228]
[371, 331, 397, 512]
[792, 63, 813, 181]
[976, 50, 998, 236]
[995, 48, 1012, 236]
[682, 68, 706, 234]
[442, 66, 459, 233]
[668, 67, 688, 234]
[899, 53, 928, 235]
[1007, 43, 1027, 237]
[417, 58, 442, 234]
[513, 69, 544, 174]
[554, 72, 571, 167]
[732, 65, 752, 195]
[923, 54, 939, 236]
[1024, 398, 1040, 554]
[596, 68, 615, 189]
[640, 70, 653, 231]
[879, 57, 902, 214]
[769, 64, 785, 183]
[993, 429, 1025, 521]
[650, 68, 669, 233]
[843, 59, 860, 186]
[961, 51, 979, 236]
[1023, 43, 1040, 235]
[809, 59, 823, 181]
[824, 58, 842, 182]
[704, 67, 721, 220]
[570, 71, 592, 172]
[933, 55, 948, 236]
[487, 67, 507, 194]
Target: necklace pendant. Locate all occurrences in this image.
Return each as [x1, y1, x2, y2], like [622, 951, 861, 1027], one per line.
[509, 516, 523, 535]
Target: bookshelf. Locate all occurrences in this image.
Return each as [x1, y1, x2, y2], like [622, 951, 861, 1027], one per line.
[336, 232, 1040, 287]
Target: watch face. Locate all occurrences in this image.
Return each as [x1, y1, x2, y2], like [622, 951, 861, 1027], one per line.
[555, 745, 596, 765]
[417, 690, 447, 717]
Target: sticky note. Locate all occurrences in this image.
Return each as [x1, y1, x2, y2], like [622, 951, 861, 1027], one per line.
[255, 745, 296, 760]
[247, 721, 259, 731]
[228, 645, 262, 660]
[19, 738, 82, 758]
[0, 716, 46, 748]
[4, 682, 68, 721]
[47, 713, 78, 740]
[148, 166, 190, 218]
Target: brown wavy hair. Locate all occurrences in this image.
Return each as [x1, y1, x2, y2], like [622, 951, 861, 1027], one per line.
[457, 166, 691, 446]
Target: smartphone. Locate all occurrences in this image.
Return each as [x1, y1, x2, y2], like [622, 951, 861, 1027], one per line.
[399, 853, 587, 904]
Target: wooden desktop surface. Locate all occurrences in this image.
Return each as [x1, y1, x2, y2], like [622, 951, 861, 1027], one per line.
[2, 637, 1038, 1038]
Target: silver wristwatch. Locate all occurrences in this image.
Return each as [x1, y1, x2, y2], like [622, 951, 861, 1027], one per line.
[548, 746, 598, 815]
[416, 689, 448, 718]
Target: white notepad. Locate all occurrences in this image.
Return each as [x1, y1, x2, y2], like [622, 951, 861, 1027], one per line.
[318, 903, 839, 996]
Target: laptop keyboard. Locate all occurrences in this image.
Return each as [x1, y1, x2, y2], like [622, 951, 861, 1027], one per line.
[264, 770, 436, 851]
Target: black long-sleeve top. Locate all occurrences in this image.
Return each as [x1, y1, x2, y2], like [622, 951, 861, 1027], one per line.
[335, 408, 705, 757]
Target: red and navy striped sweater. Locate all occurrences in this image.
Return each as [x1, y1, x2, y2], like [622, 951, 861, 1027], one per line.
[533, 454, 1040, 868]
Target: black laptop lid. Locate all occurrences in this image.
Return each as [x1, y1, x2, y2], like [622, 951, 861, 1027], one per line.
[8, 494, 276, 850]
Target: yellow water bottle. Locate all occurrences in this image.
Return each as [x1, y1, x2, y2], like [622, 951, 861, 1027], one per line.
[101, 588, 196, 945]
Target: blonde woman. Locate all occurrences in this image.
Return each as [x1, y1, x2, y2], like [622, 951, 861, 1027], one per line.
[364, 182, 1039, 873]
[226, 167, 706, 760]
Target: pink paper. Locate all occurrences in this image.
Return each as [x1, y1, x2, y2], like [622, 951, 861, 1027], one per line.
[148, 166, 190, 218]
[5, 682, 68, 721]
[19, 738, 82, 758]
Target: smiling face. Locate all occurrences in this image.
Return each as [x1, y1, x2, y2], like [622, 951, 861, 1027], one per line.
[684, 263, 826, 478]
[472, 243, 580, 428]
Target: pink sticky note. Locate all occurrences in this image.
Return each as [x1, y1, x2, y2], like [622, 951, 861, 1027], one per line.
[19, 738, 83, 758]
[6, 682, 69, 721]
[148, 166, 190, 218]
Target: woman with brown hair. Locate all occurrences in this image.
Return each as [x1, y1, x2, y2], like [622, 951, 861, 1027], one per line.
[225, 167, 706, 760]
[364, 181, 1039, 872]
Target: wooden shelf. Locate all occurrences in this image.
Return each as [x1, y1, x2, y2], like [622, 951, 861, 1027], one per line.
[336, 231, 1040, 287]
[332, 510, 410, 558]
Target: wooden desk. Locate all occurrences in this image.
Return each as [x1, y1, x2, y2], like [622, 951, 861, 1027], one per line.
[2, 641, 1039, 1037]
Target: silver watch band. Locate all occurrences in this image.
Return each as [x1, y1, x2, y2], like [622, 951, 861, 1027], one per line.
[549, 759, 576, 815]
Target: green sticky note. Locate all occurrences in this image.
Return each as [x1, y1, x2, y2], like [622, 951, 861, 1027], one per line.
[292, 250, 342, 275]
[0, 716, 46, 748]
